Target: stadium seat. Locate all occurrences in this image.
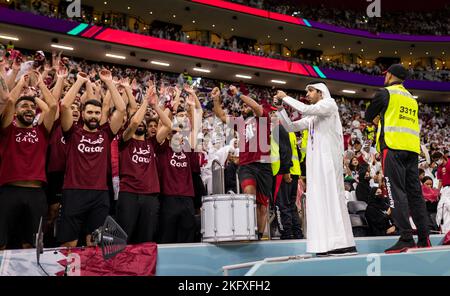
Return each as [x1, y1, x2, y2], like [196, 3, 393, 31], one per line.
[347, 201, 368, 215]
[349, 214, 369, 237]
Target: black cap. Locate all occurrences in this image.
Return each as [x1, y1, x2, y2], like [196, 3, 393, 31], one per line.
[383, 64, 409, 80]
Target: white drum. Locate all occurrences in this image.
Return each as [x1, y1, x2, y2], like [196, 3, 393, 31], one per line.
[201, 194, 257, 242]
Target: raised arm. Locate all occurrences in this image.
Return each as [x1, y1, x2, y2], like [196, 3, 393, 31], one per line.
[171, 85, 182, 112]
[84, 80, 96, 101]
[100, 69, 126, 135]
[281, 93, 336, 117]
[186, 92, 203, 150]
[100, 89, 111, 126]
[37, 71, 57, 133]
[61, 73, 87, 132]
[277, 108, 310, 132]
[5, 57, 21, 91]
[147, 83, 173, 144]
[229, 85, 263, 117]
[0, 70, 9, 115]
[184, 84, 202, 110]
[52, 66, 68, 121]
[123, 79, 138, 116]
[211, 87, 227, 123]
[1, 74, 28, 129]
[122, 99, 147, 142]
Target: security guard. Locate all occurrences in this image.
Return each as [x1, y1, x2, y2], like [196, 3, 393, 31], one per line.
[365, 64, 430, 253]
[271, 115, 303, 239]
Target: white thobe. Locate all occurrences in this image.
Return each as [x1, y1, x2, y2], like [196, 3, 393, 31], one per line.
[278, 96, 355, 253]
[436, 187, 450, 234]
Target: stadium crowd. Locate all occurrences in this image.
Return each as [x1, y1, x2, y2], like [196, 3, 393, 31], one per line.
[0, 46, 449, 250]
[231, 0, 450, 36]
[2, 0, 449, 82]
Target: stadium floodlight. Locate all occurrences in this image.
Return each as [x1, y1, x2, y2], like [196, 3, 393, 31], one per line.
[51, 44, 74, 51]
[271, 80, 286, 84]
[0, 34, 19, 41]
[193, 67, 211, 73]
[105, 53, 126, 59]
[235, 74, 252, 79]
[342, 90, 356, 94]
[151, 61, 170, 67]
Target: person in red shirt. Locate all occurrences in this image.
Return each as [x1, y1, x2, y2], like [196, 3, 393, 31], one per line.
[212, 85, 272, 240]
[45, 66, 79, 239]
[117, 82, 172, 243]
[0, 71, 57, 249]
[157, 85, 203, 243]
[434, 152, 450, 190]
[56, 70, 126, 247]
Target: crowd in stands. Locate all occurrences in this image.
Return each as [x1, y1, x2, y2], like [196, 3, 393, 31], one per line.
[231, 0, 450, 36]
[2, 0, 449, 82]
[0, 45, 449, 250]
[322, 61, 450, 82]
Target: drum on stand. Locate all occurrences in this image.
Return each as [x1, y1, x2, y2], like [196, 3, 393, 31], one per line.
[201, 194, 258, 242]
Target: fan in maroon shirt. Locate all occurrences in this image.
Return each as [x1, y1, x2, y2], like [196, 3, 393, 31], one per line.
[211, 85, 273, 240]
[56, 70, 126, 248]
[157, 83, 203, 244]
[0, 71, 57, 249]
[117, 82, 172, 243]
[436, 154, 450, 188]
[46, 102, 81, 234]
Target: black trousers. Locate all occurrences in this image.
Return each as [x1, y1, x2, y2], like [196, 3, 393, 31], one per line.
[158, 196, 195, 244]
[116, 192, 159, 244]
[0, 186, 47, 248]
[273, 175, 303, 239]
[382, 149, 429, 240]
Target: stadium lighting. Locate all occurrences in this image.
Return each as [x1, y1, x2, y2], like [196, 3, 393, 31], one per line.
[0, 34, 19, 41]
[51, 44, 74, 51]
[235, 74, 252, 79]
[105, 53, 126, 60]
[151, 61, 170, 67]
[342, 90, 356, 94]
[193, 67, 211, 73]
[271, 80, 286, 84]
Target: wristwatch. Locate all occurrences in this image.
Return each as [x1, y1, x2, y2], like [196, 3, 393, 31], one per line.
[235, 92, 241, 99]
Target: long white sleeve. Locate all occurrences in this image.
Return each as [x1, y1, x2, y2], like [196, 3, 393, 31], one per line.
[277, 109, 310, 132]
[283, 96, 337, 117]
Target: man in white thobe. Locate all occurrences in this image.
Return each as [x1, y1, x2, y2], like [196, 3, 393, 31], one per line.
[274, 82, 357, 256]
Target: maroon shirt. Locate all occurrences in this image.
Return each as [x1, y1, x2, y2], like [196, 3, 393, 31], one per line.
[238, 108, 271, 166]
[156, 140, 194, 197]
[437, 161, 450, 187]
[0, 123, 49, 185]
[190, 151, 201, 174]
[47, 120, 67, 173]
[63, 124, 114, 190]
[119, 137, 160, 194]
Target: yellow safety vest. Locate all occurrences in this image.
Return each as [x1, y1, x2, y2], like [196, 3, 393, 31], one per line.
[366, 125, 375, 141]
[376, 84, 420, 154]
[300, 130, 308, 163]
[271, 132, 301, 176]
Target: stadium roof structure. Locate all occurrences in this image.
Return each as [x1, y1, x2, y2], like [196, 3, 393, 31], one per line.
[1, 6, 449, 102]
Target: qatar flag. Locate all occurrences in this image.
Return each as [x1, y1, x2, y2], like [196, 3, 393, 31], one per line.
[0, 243, 157, 276]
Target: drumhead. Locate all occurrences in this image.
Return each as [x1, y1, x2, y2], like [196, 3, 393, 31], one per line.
[202, 194, 256, 203]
